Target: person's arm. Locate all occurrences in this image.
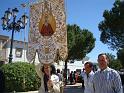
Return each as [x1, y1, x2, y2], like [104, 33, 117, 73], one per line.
[52, 82, 60, 93]
[47, 79, 60, 93]
[47, 75, 60, 93]
[112, 71, 123, 93]
[35, 63, 43, 78]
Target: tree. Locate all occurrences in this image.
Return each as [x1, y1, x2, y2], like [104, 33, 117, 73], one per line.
[98, 0, 124, 50]
[106, 53, 115, 61]
[109, 59, 123, 70]
[67, 24, 96, 60]
[117, 48, 124, 67]
[106, 53, 123, 70]
[64, 24, 95, 84]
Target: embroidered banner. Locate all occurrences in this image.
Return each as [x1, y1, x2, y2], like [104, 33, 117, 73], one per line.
[27, 0, 68, 64]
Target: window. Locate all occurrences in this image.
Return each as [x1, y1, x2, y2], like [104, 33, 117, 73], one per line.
[15, 48, 23, 58]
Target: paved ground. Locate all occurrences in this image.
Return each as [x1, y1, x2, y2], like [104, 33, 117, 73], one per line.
[12, 83, 124, 93]
[64, 83, 124, 93]
[64, 83, 84, 93]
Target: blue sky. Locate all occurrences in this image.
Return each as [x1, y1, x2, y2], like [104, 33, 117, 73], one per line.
[0, 0, 116, 62]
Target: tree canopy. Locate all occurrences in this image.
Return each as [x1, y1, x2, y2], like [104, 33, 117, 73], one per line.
[106, 53, 123, 70]
[98, 0, 124, 50]
[67, 24, 96, 61]
[64, 24, 95, 84]
[117, 48, 124, 67]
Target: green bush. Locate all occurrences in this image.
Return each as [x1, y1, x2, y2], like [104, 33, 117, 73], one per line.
[1, 62, 40, 92]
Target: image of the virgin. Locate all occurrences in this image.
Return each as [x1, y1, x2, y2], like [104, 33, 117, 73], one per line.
[39, 13, 56, 36]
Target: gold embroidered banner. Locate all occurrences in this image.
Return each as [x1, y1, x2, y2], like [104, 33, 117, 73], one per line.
[27, 0, 68, 64]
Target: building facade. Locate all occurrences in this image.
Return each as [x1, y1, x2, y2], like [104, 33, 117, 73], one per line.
[0, 35, 28, 63]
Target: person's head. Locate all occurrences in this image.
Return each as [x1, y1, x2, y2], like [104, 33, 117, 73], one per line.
[42, 64, 56, 76]
[57, 69, 60, 73]
[71, 71, 73, 74]
[97, 53, 109, 70]
[84, 61, 93, 74]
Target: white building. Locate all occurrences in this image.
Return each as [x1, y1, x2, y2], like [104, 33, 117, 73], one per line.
[54, 60, 84, 73]
[0, 35, 28, 63]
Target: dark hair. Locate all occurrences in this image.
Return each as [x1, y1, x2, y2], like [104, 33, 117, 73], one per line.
[57, 69, 60, 73]
[98, 53, 109, 61]
[50, 64, 56, 75]
[42, 64, 57, 75]
[84, 61, 93, 68]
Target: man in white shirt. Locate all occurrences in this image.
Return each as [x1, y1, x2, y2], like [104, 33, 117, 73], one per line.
[81, 61, 94, 93]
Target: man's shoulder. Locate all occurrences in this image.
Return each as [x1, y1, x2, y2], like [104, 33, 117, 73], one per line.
[81, 71, 86, 76]
[94, 68, 118, 73]
[89, 71, 94, 76]
[94, 70, 100, 74]
[109, 68, 120, 76]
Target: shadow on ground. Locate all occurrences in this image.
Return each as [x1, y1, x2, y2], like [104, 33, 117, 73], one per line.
[64, 83, 84, 93]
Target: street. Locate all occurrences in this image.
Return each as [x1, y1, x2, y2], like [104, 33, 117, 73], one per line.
[64, 83, 84, 93]
[64, 83, 124, 93]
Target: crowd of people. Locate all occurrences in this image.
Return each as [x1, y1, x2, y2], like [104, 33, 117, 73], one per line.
[68, 71, 79, 85]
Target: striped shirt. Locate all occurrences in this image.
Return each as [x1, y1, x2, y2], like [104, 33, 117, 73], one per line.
[92, 67, 123, 93]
